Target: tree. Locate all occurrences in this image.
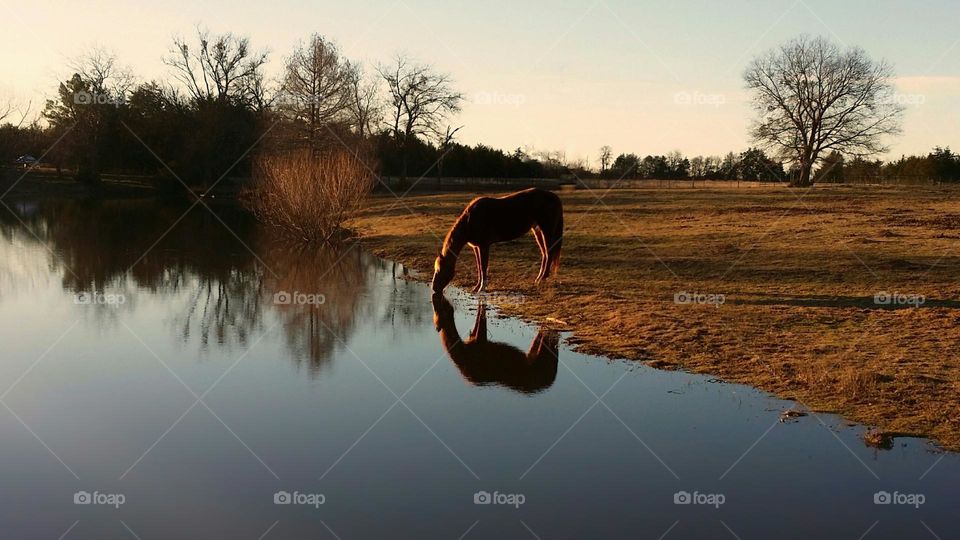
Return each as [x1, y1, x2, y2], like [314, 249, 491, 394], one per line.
[279, 34, 357, 149]
[689, 156, 706, 178]
[609, 153, 639, 178]
[638, 155, 669, 178]
[0, 93, 32, 128]
[165, 27, 268, 105]
[844, 157, 881, 182]
[929, 147, 960, 182]
[378, 55, 462, 182]
[436, 125, 462, 179]
[44, 49, 133, 183]
[163, 29, 267, 185]
[598, 145, 613, 172]
[816, 151, 844, 183]
[665, 150, 689, 179]
[744, 35, 903, 187]
[349, 69, 381, 139]
[68, 47, 135, 99]
[720, 152, 740, 180]
[739, 148, 786, 181]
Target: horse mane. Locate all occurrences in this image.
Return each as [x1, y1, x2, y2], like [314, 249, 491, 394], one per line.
[441, 203, 474, 258]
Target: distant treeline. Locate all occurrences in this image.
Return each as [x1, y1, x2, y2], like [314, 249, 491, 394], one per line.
[0, 28, 956, 187]
[818, 147, 960, 184]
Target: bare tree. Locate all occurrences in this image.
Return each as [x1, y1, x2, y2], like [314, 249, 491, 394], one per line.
[165, 27, 268, 104]
[599, 145, 613, 172]
[279, 34, 357, 148]
[744, 35, 903, 187]
[0, 93, 32, 127]
[436, 124, 463, 180]
[348, 69, 381, 139]
[68, 47, 135, 98]
[378, 55, 462, 182]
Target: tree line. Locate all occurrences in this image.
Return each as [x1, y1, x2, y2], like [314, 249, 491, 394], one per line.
[0, 30, 956, 187]
[596, 148, 787, 181]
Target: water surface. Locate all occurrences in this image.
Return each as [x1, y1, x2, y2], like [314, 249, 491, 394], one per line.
[0, 199, 957, 539]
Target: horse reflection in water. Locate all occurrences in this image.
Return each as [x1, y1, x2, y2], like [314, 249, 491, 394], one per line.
[432, 295, 559, 394]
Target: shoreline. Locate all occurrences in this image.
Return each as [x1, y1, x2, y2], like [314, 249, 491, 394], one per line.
[352, 186, 960, 452]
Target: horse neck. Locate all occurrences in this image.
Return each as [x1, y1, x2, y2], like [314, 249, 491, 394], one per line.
[441, 221, 468, 259]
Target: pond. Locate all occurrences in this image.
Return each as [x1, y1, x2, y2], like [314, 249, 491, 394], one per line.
[0, 198, 956, 539]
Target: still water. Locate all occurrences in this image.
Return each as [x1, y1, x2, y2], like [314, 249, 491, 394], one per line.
[0, 199, 957, 539]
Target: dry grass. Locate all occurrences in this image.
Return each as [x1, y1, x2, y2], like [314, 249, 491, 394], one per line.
[351, 184, 960, 451]
[246, 149, 374, 242]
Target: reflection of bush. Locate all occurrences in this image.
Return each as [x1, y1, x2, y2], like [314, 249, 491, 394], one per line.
[259, 240, 371, 376]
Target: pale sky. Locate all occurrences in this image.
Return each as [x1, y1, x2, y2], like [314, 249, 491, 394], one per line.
[2, 0, 958, 165]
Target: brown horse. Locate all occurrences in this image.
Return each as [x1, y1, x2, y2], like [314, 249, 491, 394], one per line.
[431, 187, 563, 293]
[432, 295, 559, 394]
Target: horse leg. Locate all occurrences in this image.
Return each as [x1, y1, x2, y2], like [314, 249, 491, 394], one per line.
[533, 227, 548, 282]
[471, 245, 483, 292]
[469, 301, 487, 342]
[477, 244, 490, 292]
[546, 210, 563, 279]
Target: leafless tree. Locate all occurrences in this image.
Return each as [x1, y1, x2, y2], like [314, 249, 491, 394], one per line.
[689, 156, 706, 178]
[599, 145, 613, 172]
[348, 69, 381, 139]
[744, 35, 903, 186]
[68, 47, 135, 98]
[279, 34, 357, 148]
[378, 54, 462, 181]
[436, 124, 463, 179]
[0, 94, 32, 127]
[165, 27, 268, 104]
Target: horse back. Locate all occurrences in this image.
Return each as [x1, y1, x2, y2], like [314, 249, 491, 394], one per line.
[462, 188, 562, 244]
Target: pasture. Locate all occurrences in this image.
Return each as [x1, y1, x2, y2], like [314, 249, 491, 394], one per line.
[354, 184, 960, 450]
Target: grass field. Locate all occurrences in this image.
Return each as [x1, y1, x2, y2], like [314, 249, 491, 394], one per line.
[352, 184, 960, 451]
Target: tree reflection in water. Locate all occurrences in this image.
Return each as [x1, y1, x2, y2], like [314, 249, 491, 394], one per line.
[0, 198, 423, 375]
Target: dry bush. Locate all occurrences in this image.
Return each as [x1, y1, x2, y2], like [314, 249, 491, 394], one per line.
[247, 149, 375, 242]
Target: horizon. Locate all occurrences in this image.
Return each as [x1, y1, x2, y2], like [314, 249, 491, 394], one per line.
[2, 0, 958, 165]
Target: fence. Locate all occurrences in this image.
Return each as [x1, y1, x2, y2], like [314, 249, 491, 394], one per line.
[831, 175, 943, 186]
[378, 176, 782, 192]
[377, 175, 955, 192]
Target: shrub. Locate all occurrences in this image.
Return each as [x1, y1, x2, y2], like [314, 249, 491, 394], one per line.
[246, 149, 375, 242]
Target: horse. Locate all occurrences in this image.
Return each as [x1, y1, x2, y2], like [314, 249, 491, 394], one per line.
[431, 187, 563, 293]
[432, 295, 559, 394]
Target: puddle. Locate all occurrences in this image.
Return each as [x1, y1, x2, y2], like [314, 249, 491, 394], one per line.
[0, 199, 956, 539]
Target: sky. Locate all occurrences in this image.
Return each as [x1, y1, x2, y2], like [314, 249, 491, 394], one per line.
[1, 0, 958, 166]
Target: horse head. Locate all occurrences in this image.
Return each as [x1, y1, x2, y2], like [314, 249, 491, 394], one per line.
[431, 251, 456, 293]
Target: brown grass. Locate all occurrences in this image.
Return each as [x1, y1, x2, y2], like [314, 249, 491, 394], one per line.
[246, 149, 374, 242]
[351, 184, 960, 451]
